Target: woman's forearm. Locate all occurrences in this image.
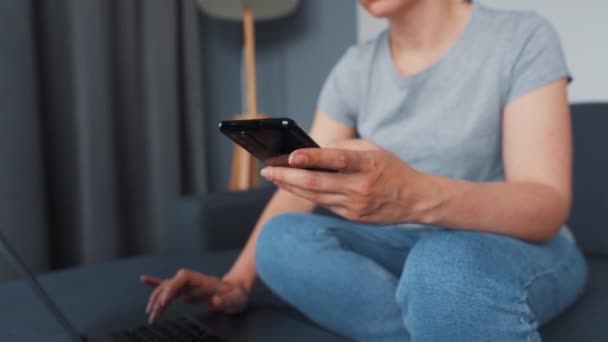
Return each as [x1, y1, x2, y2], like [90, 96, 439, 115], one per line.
[413, 175, 571, 243]
[223, 188, 316, 291]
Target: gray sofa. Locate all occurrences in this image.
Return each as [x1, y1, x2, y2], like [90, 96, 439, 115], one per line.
[168, 103, 608, 341]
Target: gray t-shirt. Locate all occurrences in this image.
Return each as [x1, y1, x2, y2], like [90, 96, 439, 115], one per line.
[319, 2, 569, 182]
[317, 3, 572, 233]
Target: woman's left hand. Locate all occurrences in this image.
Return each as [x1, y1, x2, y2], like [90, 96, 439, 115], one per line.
[261, 139, 433, 225]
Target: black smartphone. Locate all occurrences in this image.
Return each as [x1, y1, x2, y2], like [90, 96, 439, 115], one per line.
[218, 118, 333, 171]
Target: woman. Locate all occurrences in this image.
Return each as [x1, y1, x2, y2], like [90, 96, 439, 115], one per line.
[142, 0, 587, 340]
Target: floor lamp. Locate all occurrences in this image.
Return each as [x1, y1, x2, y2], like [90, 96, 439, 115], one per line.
[197, 0, 299, 191]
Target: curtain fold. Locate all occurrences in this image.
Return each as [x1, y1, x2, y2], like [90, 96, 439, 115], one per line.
[0, 0, 51, 280]
[0, 0, 207, 277]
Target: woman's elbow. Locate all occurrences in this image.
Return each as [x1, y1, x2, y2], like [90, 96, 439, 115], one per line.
[532, 188, 571, 243]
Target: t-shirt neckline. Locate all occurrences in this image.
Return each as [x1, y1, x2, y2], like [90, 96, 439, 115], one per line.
[384, 2, 479, 87]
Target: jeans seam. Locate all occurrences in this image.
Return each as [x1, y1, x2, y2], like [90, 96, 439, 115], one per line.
[518, 252, 580, 341]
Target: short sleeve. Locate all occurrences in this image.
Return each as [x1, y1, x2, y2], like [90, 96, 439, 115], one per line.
[505, 15, 571, 104]
[317, 47, 361, 127]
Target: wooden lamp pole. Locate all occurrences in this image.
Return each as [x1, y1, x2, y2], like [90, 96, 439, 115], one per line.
[195, 0, 298, 191]
[229, 6, 266, 191]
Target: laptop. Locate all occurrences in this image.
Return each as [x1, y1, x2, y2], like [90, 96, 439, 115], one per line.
[0, 231, 225, 342]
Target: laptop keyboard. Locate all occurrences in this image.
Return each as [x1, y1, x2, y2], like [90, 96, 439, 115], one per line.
[111, 316, 224, 342]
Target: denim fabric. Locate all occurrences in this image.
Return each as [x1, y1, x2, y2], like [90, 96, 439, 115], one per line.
[255, 213, 587, 341]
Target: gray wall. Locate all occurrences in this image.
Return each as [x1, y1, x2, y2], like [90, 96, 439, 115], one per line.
[202, 0, 357, 192]
[0, 0, 50, 279]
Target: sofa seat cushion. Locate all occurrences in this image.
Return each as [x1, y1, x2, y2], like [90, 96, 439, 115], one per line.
[539, 257, 608, 341]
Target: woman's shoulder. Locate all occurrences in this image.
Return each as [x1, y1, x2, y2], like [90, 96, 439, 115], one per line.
[474, 3, 560, 45]
[473, 3, 569, 104]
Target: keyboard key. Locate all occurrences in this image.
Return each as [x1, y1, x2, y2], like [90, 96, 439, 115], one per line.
[111, 315, 221, 342]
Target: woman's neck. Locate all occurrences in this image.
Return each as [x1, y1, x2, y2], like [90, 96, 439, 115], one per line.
[387, 1, 471, 75]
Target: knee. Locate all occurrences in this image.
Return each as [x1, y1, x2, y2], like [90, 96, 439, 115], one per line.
[255, 213, 302, 265]
[396, 232, 482, 308]
[396, 232, 520, 338]
[397, 231, 513, 297]
[255, 213, 315, 281]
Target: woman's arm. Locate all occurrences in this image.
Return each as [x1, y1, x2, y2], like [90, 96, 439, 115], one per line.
[223, 111, 356, 290]
[143, 112, 355, 322]
[419, 79, 571, 242]
[262, 80, 571, 243]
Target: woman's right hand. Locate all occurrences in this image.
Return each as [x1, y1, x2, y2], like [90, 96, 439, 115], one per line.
[141, 269, 249, 324]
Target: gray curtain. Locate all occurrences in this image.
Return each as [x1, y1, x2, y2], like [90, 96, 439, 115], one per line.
[0, 0, 207, 279]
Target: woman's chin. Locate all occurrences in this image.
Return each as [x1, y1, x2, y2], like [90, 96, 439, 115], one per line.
[361, 0, 410, 19]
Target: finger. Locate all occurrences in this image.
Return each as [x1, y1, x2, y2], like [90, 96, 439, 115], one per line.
[150, 302, 165, 324]
[210, 295, 224, 311]
[326, 139, 380, 151]
[178, 285, 217, 304]
[211, 295, 239, 314]
[140, 275, 163, 287]
[144, 276, 165, 314]
[159, 269, 193, 306]
[288, 148, 370, 172]
[150, 270, 193, 323]
[262, 166, 347, 193]
[151, 289, 175, 324]
[215, 290, 247, 314]
[147, 283, 165, 315]
[187, 272, 224, 292]
[153, 273, 220, 321]
[274, 181, 346, 206]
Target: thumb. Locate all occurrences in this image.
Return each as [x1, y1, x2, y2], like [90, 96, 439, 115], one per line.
[213, 289, 248, 314]
[211, 295, 223, 308]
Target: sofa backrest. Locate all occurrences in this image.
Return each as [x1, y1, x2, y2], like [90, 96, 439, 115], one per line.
[568, 103, 608, 257]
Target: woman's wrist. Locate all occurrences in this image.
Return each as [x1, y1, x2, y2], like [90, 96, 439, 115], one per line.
[401, 172, 451, 225]
[222, 269, 257, 293]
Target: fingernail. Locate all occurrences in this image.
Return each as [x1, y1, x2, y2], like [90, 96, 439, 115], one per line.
[260, 168, 271, 178]
[290, 154, 308, 166]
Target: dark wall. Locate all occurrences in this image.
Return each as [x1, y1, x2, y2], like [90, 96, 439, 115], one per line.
[202, 0, 357, 192]
[0, 0, 50, 279]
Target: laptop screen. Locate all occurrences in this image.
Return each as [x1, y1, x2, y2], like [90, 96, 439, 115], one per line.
[0, 231, 83, 342]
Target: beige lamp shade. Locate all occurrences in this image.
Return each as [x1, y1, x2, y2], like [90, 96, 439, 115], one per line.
[197, 0, 298, 21]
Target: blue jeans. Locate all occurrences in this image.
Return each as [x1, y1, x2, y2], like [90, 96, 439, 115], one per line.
[255, 213, 587, 341]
